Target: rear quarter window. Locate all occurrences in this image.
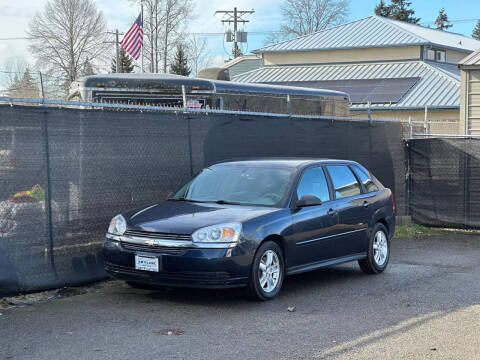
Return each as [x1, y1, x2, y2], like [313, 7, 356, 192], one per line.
[352, 165, 379, 193]
[326, 165, 361, 199]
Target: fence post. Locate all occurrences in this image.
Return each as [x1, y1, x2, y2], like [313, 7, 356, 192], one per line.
[181, 85, 187, 109]
[463, 140, 469, 228]
[424, 105, 428, 138]
[41, 108, 58, 280]
[38, 71, 46, 106]
[187, 116, 194, 177]
[39, 70, 57, 278]
[286, 94, 291, 116]
[408, 116, 413, 139]
[405, 140, 410, 216]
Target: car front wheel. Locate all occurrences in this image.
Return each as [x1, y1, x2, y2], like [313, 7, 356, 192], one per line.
[358, 223, 390, 274]
[248, 241, 284, 301]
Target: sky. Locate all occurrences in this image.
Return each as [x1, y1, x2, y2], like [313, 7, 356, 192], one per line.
[0, 0, 479, 75]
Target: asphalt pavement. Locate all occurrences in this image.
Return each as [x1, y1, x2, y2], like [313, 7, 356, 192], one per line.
[1, 232, 479, 360]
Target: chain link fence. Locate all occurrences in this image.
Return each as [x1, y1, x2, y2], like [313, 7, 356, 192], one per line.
[407, 119, 460, 138]
[0, 69, 68, 101]
[0, 100, 406, 295]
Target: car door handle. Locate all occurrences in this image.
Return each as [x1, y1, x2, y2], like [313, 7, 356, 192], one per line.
[327, 208, 337, 216]
[363, 201, 369, 208]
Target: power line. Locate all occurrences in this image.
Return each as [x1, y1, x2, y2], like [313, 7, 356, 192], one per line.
[0, 30, 281, 42]
[420, 18, 480, 26]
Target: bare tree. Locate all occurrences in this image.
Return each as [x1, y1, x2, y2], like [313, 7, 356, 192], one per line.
[263, 31, 292, 46]
[203, 56, 226, 68]
[28, 0, 107, 83]
[135, 0, 162, 73]
[131, 0, 192, 73]
[186, 36, 209, 76]
[279, 0, 349, 37]
[161, 0, 192, 73]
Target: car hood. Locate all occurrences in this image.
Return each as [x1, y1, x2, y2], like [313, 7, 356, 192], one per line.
[123, 201, 279, 234]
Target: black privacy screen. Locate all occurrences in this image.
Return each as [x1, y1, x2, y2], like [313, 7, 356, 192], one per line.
[0, 105, 405, 295]
[408, 138, 480, 229]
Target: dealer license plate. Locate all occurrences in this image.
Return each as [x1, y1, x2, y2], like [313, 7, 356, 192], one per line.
[135, 255, 159, 272]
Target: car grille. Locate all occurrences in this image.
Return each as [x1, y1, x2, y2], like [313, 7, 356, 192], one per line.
[124, 229, 191, 241]
[121, 242, 186, 255]
[106, 263, 231, 280]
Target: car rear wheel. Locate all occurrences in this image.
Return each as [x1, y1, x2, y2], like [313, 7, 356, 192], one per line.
[248, 241, 284, 301]
[358, 223, 390, 274]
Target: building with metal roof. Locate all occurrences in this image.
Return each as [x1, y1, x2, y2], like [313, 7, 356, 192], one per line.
[222, 55, 263, 79]
[234, 15, 480, 133]
[459, 49, 480, 134]
[255, 15, 480, 55]
[234, 60, 460, 111]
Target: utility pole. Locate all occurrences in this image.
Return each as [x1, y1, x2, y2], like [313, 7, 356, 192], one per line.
[106, 30, 124, 73]
[214, 7, 254, 58]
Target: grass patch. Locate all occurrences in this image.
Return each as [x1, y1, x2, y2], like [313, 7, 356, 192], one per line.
[394, 224, 436, 238]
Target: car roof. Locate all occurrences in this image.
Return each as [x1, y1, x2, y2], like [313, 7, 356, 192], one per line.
[211, 158, 360, 169]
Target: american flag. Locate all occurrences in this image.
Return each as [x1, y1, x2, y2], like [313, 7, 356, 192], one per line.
[120, 13, 143, 60]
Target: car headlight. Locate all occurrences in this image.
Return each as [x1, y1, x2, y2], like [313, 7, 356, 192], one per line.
[192, 223, 242, 243]
[108, 215, 127, 235]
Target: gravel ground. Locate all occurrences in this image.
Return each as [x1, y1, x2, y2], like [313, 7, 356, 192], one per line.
[1, 232, 479, 360]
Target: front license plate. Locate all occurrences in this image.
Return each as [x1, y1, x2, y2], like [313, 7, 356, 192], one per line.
[135, 255, 159, 272]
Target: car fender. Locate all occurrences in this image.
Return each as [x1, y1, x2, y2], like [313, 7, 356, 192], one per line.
[239, 208, 293, 256]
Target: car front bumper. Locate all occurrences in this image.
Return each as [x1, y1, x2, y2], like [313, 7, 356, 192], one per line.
[103, 238, 251, 288]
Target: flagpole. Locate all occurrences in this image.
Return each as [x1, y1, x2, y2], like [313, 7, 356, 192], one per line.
[141, 0, 144, 73]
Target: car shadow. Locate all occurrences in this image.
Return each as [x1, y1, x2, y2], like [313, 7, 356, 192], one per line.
[141, 263, 363, 306]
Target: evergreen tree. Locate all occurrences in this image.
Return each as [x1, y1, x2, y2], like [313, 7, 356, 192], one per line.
[472, 20, 480, 40]
[169, 44, 191, 76]
[111, 48, 134, 73]
[374, 0, 420, 24]
[389, 0, 420, 23]
[434, 8, 452, 30]
[82, 58, 95, 76]
[9, 67, 38, 98]
[374, 0, 391, 17]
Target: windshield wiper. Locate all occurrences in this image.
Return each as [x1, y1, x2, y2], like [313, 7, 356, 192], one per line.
[167, 198, 241, 205]
[211, 200, 242, 205]
[166, 197, 204, 203]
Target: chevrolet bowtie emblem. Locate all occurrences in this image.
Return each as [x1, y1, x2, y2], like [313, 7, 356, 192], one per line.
[145, 239, 159, 246]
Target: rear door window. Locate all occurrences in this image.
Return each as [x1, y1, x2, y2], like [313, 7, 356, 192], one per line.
[296, 167, 330, 202]
[352, 165, 379, 193]
[326, 165, 361, 199]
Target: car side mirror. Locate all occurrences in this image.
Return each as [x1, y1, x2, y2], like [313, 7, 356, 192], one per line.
[296, 194, 322, 208]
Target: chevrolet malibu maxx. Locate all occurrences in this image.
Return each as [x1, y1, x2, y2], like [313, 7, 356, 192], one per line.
[104, 159, 395, 300]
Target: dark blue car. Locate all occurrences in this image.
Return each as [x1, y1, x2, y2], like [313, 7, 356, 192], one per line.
[104, 159, 395, 300]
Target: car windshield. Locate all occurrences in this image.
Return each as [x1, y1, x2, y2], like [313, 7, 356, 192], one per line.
[172, 165, 295, 207]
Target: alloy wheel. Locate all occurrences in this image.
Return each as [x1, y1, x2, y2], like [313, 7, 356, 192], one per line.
[258, 250, 281, 293]
[373, 230, 388, 266]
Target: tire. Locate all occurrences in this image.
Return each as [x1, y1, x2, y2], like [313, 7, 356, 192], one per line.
[247, 241, 285, 301]
[358, 223, 390, 274]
